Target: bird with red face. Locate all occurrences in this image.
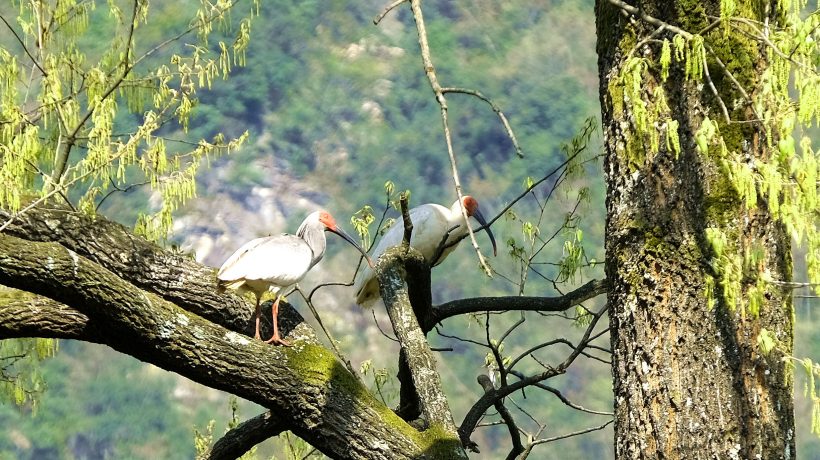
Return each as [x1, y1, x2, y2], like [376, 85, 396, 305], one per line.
[354, 195, 497, 307]
[218, 210, 372, 345]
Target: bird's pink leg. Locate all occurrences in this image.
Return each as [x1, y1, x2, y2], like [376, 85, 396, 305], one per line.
[253, 296, 262, 340]
[265, 295, 290, 346]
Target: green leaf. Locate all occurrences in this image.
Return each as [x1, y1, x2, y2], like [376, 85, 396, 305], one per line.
[757, 328, 777, 355]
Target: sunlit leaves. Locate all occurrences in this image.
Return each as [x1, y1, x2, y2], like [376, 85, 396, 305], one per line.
[722, 154, 758, 208]
[134, 131, 249, 240]
[563, 116, 597, 180]
[705, 226, 772, 315]
[757, 328, 777, 355]
[684, 35, 705, 81]
[0, 0, 256, 240]
[351, 205, 375, 248]
[789, 356, 820, 436]
[193, 397, 258, 460]
[620, 57, 650, 137]
[558, 228, 585, 284]
[695, 116, 717, 154]
[660, 38, 672, 82]
[719, 0, 736, 36]
[360, 359, 395, 406]
[0, 290, 58, 408]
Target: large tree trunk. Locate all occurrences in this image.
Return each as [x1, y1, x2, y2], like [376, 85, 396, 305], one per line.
[596, 1, 795, 458]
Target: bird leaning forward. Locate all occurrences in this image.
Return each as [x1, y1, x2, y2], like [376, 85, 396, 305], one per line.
[218, 210, 373, 345]
[353, 195, 497, 307]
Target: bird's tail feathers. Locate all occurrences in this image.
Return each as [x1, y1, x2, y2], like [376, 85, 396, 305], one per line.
[354, 278, 380, 308]
[217, 278, 245, 293]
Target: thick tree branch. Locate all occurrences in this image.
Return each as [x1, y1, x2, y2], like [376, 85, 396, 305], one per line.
[393, 194, 434, 423]
[0, 204, 257, 335]
[0, 295, 94, 340]
[2, 294, 311, 454]
[426, 278, 609, 331]
[376, 246, 465, 458]
[206, 411, 286, 460]
[440, 87, 523, 158]
[0, 231, 461, 459]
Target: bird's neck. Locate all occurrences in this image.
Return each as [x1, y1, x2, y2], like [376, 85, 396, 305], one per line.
[448, 205, 472, 235]
[301, 230, 326, 268]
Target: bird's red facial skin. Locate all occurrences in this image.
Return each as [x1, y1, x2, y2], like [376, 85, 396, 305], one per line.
[318, 211, 337, 230]
[462, 196, 478, 216]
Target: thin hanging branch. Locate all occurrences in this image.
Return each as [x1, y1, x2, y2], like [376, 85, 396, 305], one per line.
[441, 87, 523, 158]
[373, 0, 408, 25]
[376, 0, 526, 277]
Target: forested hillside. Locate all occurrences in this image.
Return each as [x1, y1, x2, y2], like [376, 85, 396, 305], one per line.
[1, 0, 818, 458]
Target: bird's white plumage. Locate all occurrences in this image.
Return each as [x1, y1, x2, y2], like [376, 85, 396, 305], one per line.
[217, 210, 370, 343]
[217, 234, 314, 298]
[354, 200, 475, 307]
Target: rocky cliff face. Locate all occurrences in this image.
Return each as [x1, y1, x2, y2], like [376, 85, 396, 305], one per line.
[174, 160, 324, 268]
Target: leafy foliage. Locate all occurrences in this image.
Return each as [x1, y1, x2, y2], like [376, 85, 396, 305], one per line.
[0, 0, 253, 240]
[0, 334, 56, 410]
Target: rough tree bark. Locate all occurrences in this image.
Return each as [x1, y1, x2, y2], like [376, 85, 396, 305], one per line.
[596, 1, 795, 458]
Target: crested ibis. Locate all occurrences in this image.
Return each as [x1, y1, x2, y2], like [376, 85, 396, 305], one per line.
[353, 195, 497, 307]
[218, 210, 372, 345]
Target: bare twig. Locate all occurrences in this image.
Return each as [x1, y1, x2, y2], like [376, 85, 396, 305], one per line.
[508, 370, 613, 416]
[458, 303, 609, 447]
[507, 336, 609, 372]
[476, 375, 523, 459]
[0, 13, 47, 75]
[397, 0, 517, 276]
[441, 87, 523, 158]
[373, 0, 408, 25]
[295, 287, 360, 381]
[400, 192, 413, 247]
[605, 0, 692, 39]
[486, 313, 510, 387]
[435, 325, 489, 348]
[527, 419, 613, 447]
[701, 50, 732, 123]
[96, 179, 150, 210]
[371, 309, 399, 343]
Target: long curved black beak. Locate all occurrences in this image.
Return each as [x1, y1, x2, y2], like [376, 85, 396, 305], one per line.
[330, 226, 375, 268]
[472, 208, 498, 257]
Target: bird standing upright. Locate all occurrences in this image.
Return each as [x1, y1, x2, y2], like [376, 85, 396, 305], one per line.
[218, 210, 372, 345]
[353, 195, 497, 307]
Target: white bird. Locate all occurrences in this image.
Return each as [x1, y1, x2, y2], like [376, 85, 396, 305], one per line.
[354, 195, 497, 307]
[218, 210, 372, 345]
